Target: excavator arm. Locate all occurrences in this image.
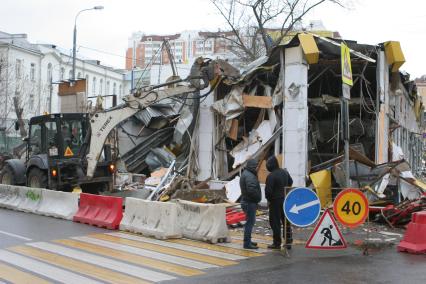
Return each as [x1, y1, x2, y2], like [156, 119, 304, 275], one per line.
[85, 85, 196, 178]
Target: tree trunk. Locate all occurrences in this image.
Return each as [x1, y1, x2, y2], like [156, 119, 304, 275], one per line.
[13, 96, 27, 138]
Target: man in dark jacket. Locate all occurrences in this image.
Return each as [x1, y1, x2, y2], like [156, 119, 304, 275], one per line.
[265, 155, 293, 249]
[239, 159, 262, 249]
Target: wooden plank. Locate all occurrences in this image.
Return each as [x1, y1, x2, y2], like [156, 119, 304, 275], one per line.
[242, 95, 272, 109]
[227, 119, 239, 141]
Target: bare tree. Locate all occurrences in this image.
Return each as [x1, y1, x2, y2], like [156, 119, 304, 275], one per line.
[0, 52, 38, 139]
[210, 0, 343, 63]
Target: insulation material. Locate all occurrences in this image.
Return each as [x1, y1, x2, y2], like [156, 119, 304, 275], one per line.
[310, 169, 332, 208]
[375, 173, 390, 199]
[173, 108, 193, 144]
[211, 86, 244, 119]
[400, 179, 422, 200]
[230, 120, 275, 168]
[225, 176, 241, 202]
[271, 75, 283, 107]
[232, 142, 262, 169]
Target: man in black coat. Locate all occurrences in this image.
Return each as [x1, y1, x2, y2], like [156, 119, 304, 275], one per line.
[265, 155, 293, 249]
[239, 159, 262, 249]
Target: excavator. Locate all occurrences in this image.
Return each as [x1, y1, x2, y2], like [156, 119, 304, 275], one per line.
[0, 56, 239, 193]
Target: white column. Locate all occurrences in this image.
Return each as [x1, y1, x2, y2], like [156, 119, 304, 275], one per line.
[282, 46, 309, 187]
[375, 50, 389, 163]
[197, 87, 214, 181]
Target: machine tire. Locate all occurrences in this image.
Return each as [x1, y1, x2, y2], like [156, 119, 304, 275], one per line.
[0, 165, 16, 185]
[27, 168, 48, 188]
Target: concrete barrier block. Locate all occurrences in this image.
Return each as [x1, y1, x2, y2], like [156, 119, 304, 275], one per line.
[176, 200, 230, 243]
[0, 185, 21, 209]
[36, 189, 79, 220]
[120, 198, 181, 239]
[16, 187, 43, 213]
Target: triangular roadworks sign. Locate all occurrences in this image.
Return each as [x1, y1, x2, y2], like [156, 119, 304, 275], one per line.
[306, 209, 347, 249]
[64, 146, 74, 157]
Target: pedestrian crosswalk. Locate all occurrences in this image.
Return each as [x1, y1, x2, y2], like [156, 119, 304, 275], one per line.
[0, 231, 274, 283]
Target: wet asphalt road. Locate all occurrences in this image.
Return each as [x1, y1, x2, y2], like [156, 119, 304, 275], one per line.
[0, 207, 108, 248]
[0, 207, 425, 284]
[171, 245, 426, 284]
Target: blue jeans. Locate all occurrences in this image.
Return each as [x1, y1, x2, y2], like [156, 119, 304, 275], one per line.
[241, 202, 257, 247]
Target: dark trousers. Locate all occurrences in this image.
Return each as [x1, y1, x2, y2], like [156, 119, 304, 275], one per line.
[269, 198, 293, 246]
[241, 202, 257, 247]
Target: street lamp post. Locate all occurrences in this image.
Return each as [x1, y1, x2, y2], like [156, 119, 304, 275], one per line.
[72, 6, 104, 82]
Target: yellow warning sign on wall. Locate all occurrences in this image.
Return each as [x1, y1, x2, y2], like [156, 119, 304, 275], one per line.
[341, 43, 353, 86]
[64, 146, 74, 157]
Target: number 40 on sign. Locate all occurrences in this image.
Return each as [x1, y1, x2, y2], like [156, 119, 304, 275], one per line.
[333, 188, 369, 228]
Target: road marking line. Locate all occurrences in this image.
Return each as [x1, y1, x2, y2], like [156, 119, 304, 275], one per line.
[112, 233, 247, 260]
[231, 239, 269, 249]
[8, 246, 149, 284]
[166, 238, 264, 257]
[216, 242, 269, 253]
[0, 262, 51, 284]
[230, 231, 273, 241]
[55, 239, 203, 277]
[0, 250, 104, 284]
[111, 232, 246, 260]
[74, 236, 216, 270]
[92, 233, 237, 266]
[0, 230, 32, 241]
[230, 235, 270, 245]
[26, 242, 175, 282]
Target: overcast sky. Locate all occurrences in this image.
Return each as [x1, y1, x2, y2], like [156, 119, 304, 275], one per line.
[0, 0, 424, 77]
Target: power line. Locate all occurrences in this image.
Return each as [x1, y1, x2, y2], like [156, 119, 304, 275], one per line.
[79, 45, 131, 60]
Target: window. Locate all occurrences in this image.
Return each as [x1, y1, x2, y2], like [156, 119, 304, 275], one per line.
[30, 63, 35, 81]
[47, 63, 52, 82]
[68, 70, 72, 80]
[77, 72, 82, 79]
[99, 79, 103, 95]
[16, 59, 22, 79]
[119, 84, 122, 95]
[29, 94, 34, 111]
[29, 123, 42, 156]
[106, 81, 110, 95]
[92, 77, 97, 94]
[60, 119, 87, 156]
[45, 121, 58, 155]
[113, 82, 116, 94]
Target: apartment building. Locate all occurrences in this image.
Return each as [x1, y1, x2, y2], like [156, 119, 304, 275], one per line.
[125, 30, 236, 70]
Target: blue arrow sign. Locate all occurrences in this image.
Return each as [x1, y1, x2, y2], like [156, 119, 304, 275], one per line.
[284, 187, 321, 227]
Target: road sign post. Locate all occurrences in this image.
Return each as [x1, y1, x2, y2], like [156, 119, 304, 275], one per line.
[341, 43, 353, 187]
[284, 187, 321, 227]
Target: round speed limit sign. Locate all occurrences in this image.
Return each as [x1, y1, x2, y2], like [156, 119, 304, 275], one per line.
[333, 189, 368, 228]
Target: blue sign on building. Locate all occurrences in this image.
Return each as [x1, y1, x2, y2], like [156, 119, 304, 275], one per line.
[284, 187, 321, 227]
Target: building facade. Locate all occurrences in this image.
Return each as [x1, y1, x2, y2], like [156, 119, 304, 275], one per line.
[0, 31, 125, 149]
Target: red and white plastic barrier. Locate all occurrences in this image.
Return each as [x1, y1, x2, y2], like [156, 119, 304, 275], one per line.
[73, 193, 123, 229]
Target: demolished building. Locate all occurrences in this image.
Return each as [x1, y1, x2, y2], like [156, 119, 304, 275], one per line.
[115, 33, 425, 206]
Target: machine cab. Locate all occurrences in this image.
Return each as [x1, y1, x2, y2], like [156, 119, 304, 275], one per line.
[28, 113, 88, 161]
